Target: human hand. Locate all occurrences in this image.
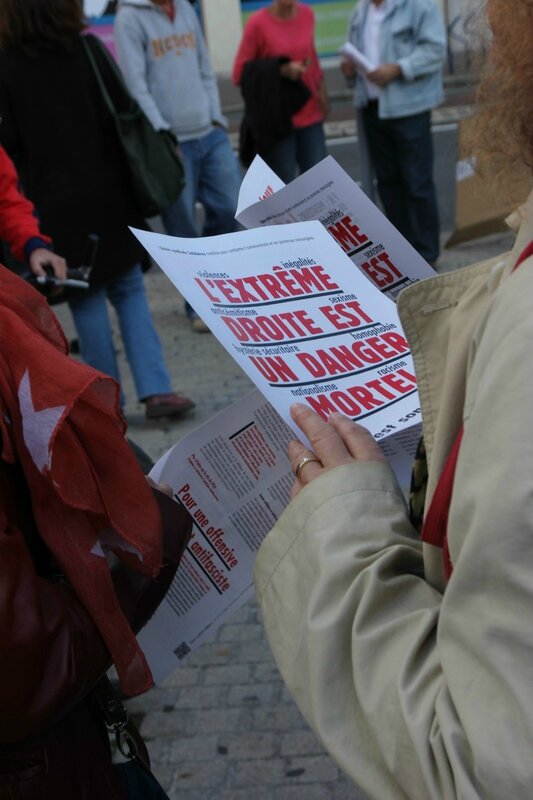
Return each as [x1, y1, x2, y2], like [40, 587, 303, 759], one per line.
[366, 63, 402, 87]
[29, 248, 67, 281]
[340, 57, 357, 79]
[280, 60, 307, 81]
[288, 403, 386, 498]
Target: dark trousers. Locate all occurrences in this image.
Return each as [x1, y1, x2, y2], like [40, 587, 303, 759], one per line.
[264, 122, 327, 184]
[361, 102, 440, 263]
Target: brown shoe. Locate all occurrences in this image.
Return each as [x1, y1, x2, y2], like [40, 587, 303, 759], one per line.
[144, 393, 195, 420]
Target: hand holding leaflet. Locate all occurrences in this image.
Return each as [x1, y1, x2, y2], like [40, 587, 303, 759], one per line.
[132, 157, 431, 679]
[339, 41, 376, 74]
[140, 389, 419, 681]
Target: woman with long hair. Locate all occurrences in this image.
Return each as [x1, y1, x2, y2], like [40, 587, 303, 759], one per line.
[0, 133, 192, 799]
[0, 0, 194, 420]
[253, 2, 533, 797]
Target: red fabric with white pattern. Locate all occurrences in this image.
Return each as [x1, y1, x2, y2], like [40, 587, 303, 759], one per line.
[0, 266, 162, 695]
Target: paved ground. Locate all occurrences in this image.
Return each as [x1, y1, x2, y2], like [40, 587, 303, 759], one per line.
[53, 222, 515, 800]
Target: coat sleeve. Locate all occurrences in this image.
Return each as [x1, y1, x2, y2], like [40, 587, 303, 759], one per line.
[254, 265, 533, 799]
[0, 74, 21, 158]
[395, 1, 446, 82]
[0, 146, 51, 262]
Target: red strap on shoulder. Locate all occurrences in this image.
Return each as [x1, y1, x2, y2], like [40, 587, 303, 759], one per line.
[512, 241, 533, 273]
[421, 240, 533, 584]
[421, 427, 463, 583]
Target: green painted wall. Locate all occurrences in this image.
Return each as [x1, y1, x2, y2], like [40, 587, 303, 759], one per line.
[242, 1, 356, 57]
[313, 2, 355, 56]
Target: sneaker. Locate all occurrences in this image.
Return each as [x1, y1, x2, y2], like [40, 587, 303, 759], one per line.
[144, 393, 195, 420]
[191, 316, 210, 333]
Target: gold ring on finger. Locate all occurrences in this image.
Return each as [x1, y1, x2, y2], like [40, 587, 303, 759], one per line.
[295, 455, 322, 479]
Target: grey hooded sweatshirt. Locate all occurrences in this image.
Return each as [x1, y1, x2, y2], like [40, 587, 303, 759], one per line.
[114, 0, 227, 142]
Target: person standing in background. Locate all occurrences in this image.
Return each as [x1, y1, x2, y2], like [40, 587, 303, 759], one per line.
[342, 0, 445, 266]
[114, 0, 242, 332]
[0, 261, 192, 799]
[0, 96, 193, 800]
[253, 2, 533, 796]
[233, 0, 328, 183]
[0, 0, 195, 420]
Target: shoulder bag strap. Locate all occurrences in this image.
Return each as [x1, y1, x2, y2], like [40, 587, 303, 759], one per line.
[421, 241, 533, 584]
[93, 675, 151, 769]
[421, 427, 463, 583]
[81, 35, 116, 117]
[511, 240, 533, 273]
[81, 35, 134, 118]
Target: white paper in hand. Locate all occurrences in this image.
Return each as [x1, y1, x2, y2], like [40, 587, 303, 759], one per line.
[339, 41, 376, 73]
[235, 156, 286, 218]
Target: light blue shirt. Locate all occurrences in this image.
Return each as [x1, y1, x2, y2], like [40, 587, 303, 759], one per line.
[348, 0, 446, 118]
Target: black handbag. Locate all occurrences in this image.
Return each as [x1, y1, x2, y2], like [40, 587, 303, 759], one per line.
[82, 35, 185, 219]
[94, 676, 171, 800]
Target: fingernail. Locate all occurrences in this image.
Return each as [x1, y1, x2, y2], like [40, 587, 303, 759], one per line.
[290, 403, 307, 414]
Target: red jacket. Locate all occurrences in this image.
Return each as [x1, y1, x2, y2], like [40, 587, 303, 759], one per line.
[0, 145, 50, 262]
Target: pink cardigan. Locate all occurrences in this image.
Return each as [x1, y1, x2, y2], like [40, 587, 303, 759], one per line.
[233, 4, 324, 130]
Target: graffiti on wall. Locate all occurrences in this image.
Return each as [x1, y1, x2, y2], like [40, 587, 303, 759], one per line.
[443, 0, 486, 74]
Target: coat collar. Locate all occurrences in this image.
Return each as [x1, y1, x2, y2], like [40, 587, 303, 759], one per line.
[356, 0, 400, 24]
[394, 188, 533, 495]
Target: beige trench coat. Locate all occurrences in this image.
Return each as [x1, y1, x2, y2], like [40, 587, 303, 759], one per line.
[254, 196, 533, 799]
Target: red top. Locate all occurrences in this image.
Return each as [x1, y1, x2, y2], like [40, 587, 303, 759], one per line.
[233, 4, 324, 130]
[0, 146, 51, 262]
[0, 265, 164, 697]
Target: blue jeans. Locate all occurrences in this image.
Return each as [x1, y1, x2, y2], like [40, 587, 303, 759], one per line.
[361, 103, 440, 263]
[69, 265, 172, 402]
[263, 121, 327, 184]
[161, 126, 242, 319]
